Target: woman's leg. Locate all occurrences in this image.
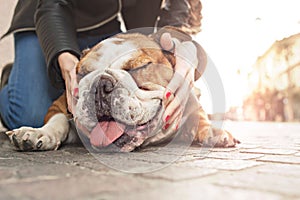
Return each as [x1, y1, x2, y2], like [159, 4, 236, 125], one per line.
[0, 32, 62, 129]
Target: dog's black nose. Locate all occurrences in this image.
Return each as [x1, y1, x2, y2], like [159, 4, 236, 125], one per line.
[100, 77, 114, 94]
[95, 76, 116, 119]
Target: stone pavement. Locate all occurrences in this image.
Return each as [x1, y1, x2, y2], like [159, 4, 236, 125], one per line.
[0, 0, 16, 72]
[0, 121, 300, 200]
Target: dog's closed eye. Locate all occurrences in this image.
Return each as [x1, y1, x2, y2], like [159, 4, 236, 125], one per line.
[127, 62, 152, 73]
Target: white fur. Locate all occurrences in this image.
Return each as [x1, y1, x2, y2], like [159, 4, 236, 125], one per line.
[7, 114, 74, 150]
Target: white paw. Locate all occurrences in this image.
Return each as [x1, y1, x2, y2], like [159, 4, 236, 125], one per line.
[6, 127, 61, 151]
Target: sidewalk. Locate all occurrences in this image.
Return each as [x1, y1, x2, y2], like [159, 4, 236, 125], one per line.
[0, 121, 300, 200]
[0, 0, 16, 72]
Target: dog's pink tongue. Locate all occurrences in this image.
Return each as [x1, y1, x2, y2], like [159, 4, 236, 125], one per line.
[90, 121, 125, 147]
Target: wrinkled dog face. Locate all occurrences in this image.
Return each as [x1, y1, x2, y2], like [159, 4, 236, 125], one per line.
[74, 33, 175, 151]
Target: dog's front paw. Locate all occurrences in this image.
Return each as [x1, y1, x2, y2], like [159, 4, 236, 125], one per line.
[206, 128, 240, 148]
[6, 127, 61, 151]
[196, 127, 240, 148]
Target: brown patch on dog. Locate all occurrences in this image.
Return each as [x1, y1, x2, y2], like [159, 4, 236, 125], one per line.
[129, 62, 173, 89]
[76, 50, 102, 79]
[81, 48, 91, 58]
[123, 47, 174, 89]
[112, 40, 124, 45]
[116, 33, 161, 52]
[89, 42, 103, 53]
[122, 52, 152, 71]
[44, 92, 72, 124]
[111, 34, 176, 90]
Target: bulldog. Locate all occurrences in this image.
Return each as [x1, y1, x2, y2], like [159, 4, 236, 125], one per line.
[6, 27, 240, 152]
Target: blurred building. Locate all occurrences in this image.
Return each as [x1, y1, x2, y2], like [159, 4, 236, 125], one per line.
[243, 33, 300, 121]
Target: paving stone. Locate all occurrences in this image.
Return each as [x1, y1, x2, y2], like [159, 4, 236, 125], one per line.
[206, 151, 264, 160]
[175, 154, 204, 162]
[257, 155, 300, 164]
[191, 159, 261, 171]
[240, 148, 298, 155]
[0, 168, 15, 180]
[294, 139, 300, 145]
[210, 147, 239, 152]
[93, 158, 168, 173]
[0, 190, 23, 200]
[280, 145, 300, 151]
[0, 174, 150, 200]
[88, 151, 181, 173]
[140, 166, 218, 181]
[0, 163, 101, 184]
[181, 147, 212, 158]
[255, 163, 300, 178]
[212, 170, 300, 198]
[121, 183, 284, 200]
[236, 143, 261, 149]
[1, 121, 300, 199]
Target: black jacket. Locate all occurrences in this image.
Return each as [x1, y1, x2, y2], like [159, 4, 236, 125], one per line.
[3, 0, 202, 89]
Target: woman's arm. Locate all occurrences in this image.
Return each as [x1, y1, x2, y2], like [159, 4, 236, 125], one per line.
[35, 0, 81, 113]
[158, 0, 203, 34]
[34, 0, 81, 89]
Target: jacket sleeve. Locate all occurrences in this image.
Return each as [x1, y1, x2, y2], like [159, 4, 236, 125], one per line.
[158, 0, 203, 35]
[34, 0, 81, 89]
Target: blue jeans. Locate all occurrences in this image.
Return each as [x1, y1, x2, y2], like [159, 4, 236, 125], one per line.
[0, 31, 119, 129]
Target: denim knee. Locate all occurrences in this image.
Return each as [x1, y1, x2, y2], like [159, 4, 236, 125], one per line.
[2, 102, 47, 129]
[0, 32, 62, 129]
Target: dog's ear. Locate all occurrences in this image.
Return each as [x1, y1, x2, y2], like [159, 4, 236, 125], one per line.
[81, 48, 91, 59]
[192, 41, 207, 80]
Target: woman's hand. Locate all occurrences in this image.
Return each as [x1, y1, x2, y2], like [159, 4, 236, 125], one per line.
[58, 52, 79, 114]
[160, 33, 198, 130]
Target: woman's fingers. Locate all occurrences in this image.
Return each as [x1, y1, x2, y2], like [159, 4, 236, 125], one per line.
[163, 71, 191, 125]
[66, 66, 78, 114]
[164, 103, 183, 131]
[160, 33, 174, 52]
[66, 81, 73, 113]
[164, 72, 184, 100]
[162, 41, 197, 127]
[58, 52, 79, 114]
[175, 41, 198, 70]
[160, 33, 181, 52]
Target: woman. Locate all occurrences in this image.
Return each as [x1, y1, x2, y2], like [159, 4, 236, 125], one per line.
[0, 0, 204, 130]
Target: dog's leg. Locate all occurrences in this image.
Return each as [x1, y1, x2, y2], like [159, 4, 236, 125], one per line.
[6, 113, 70, 151]
[193, 106, 240, 147]
[5, 93, 74, 151]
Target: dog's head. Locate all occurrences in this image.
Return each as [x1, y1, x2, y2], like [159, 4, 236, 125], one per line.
[74, 33, 178, 151]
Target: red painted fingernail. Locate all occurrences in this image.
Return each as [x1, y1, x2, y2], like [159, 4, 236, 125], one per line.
[176, 124, 179, 130]
[165, 115, 170, 122]
[164, 124, 170, 130]
[166, 92, 171, 99]
[73, 88, 79, 97]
